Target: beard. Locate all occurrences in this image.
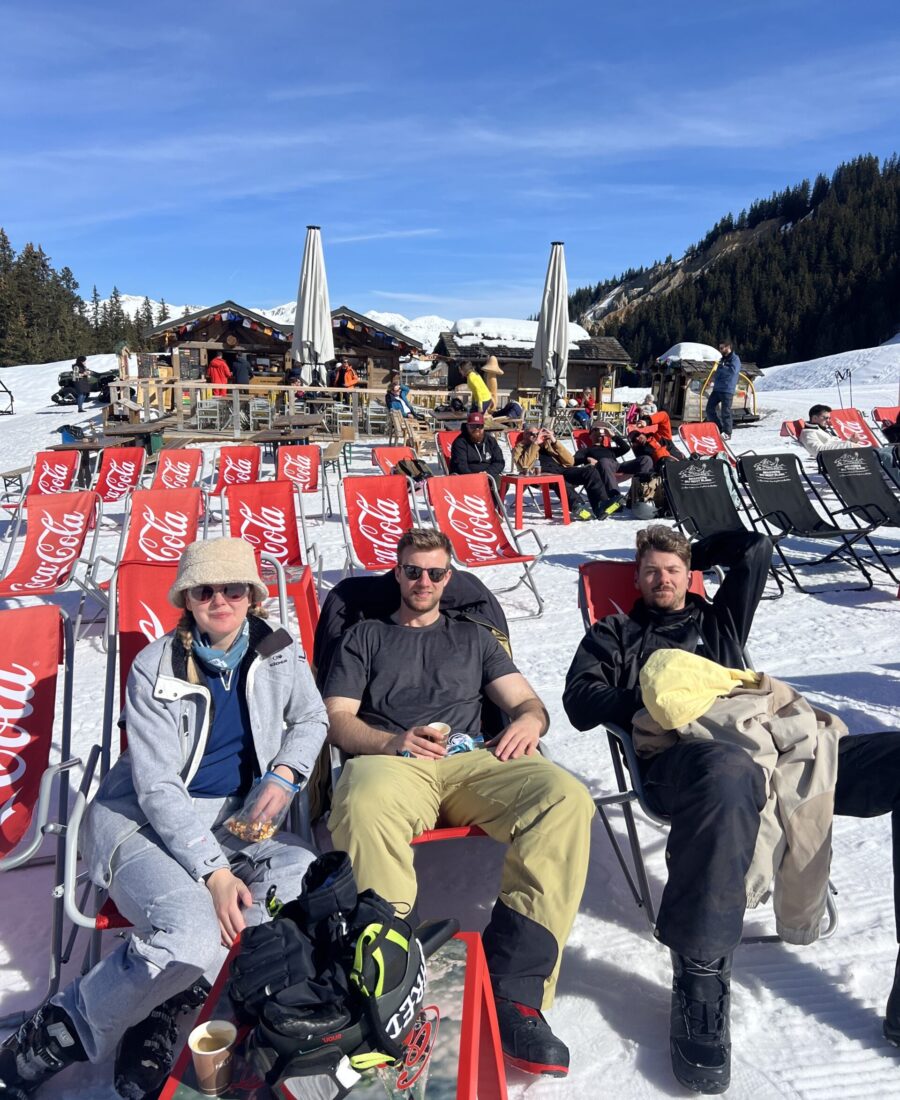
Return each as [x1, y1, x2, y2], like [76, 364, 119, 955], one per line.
[400, 586, 442, 615]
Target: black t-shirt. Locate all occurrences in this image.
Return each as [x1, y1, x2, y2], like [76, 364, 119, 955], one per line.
[323, 616, 517, 735]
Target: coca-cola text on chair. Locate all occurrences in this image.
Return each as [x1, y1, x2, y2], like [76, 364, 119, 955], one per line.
[1, 449, 81, 543]
[338, 474, 418, 575]
[0, 606, 79, 1027]
[423, 473, 546, 620]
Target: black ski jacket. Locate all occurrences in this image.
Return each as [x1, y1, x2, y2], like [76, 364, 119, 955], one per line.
[563, 531, 772, 731]
[449, 430, 505, 479]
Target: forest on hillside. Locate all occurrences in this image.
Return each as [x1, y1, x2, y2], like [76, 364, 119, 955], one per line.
[0, 229, 169, 367]
[570, 155, 900, 368]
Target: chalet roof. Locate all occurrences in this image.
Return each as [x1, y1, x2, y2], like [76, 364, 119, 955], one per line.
[663, 358, 761, 378]
[433, 330, 632, 365]
[147, 300, 291, 338]
[332, 305, 424, 352]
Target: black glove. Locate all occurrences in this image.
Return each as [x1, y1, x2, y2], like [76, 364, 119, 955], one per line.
[229, 920, 316, 1018]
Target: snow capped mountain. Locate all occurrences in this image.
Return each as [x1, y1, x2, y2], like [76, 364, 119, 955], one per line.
[755, 342, 900, 390]
[364, 311, 452, 352]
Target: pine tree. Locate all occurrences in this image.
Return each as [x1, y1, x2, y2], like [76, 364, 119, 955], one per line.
[156, 298, 170, 324]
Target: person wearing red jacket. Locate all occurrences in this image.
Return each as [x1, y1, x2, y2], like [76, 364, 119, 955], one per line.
[628, 411, 682, 471]
[207, 354, 232, 397]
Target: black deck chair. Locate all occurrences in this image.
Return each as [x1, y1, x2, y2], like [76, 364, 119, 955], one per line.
[661, 458, 785, 596]
[737, 452, 875, 592]
[817, 448, 900, 583]
[877, 445, 900, 493]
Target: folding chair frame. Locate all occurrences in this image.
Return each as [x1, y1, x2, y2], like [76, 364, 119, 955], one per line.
[0, 612, 79, 1028]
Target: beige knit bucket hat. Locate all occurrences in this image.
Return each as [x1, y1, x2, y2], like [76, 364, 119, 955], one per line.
[168, 538, 268, 608]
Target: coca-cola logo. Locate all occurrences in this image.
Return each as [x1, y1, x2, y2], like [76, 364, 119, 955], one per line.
[35, 460, 73, 495]
[160, 459, 193, 490]
[136, 506, 190, 562]
[223, 456, 254, 485]
[353, 493, 405, 565]
[281, 453, 313, 489]
[137, 602, 166, 643]
[440, 489, 502, 562]
[0, 662, 37, 832]
[834, 421, 873, 446]
[691, 434, 719, 455]
[102, 458, 139, 501]
[9, 509, 87, 592]
[238, 500, 289, 562]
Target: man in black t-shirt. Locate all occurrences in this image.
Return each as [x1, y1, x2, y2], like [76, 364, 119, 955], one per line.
[325, 528, 594, 1079]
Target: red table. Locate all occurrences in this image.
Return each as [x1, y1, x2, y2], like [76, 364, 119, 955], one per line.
[500, 473, 570, 529]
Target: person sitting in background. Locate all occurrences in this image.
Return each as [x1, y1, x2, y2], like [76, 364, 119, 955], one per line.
[640, 392, 658, 416]
[0, 540, 327, 1100]
[462, 363, 495, 414]
[575, 422, 653, 507]
[573, 388, 596, 428]
[449, 410, 505, 486]
[494, 390, 525, 422]
[386, 379, 424, 421]
[513, 426, 618, 520]
[628, 409, 681, 472]
[799, 404, 859, 457]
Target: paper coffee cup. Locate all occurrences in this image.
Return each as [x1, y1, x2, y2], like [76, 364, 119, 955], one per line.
[428, 722, 451, 742]
[188, 1020, 236, 1096]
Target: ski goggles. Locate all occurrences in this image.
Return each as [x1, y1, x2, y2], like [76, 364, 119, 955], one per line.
[400, 564, 451, 583]
[187, 583, 250, 603]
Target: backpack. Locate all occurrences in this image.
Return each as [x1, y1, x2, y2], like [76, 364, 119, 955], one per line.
[232, 852, 427, 1094]
[392, 458, 433, 484]
[627, 473, 669, 516]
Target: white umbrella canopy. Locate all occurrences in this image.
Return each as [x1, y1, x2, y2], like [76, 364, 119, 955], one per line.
[532, 242, 570, 421]
[290, 225, 335, 386]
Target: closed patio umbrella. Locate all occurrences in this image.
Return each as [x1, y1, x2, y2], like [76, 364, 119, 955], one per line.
[290, 226, 335, 386]
[532, 242, 570, 425]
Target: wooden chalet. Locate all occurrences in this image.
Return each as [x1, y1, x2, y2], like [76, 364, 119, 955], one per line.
[146, 300, 424, 387]
[433, 327, 633, 396]
[146, 301, 292, 383]
[652, 358, 762, 424]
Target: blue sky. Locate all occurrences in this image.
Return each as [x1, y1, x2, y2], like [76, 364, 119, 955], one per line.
[2, 0, 899, 319]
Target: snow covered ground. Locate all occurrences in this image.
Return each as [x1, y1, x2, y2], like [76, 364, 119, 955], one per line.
[1, 353, 899, 1098]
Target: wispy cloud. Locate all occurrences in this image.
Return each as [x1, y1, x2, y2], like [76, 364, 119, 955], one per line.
[331, 228, 441, 245]
[266, 82, 369, 102]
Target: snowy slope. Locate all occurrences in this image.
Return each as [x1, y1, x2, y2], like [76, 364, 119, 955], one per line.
[1, 358, 900, 1099]
[757, 343, 900, 391]
[364, 311, 452, 353]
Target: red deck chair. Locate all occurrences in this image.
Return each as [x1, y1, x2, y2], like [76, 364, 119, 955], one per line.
[780, 418, 805, 442]
[572, 428, 591, 450]
[575, 558, 837, 941]
[276, 443, 331, 522]
[1, 450, 82, 541]
[338, 474, 418, 574]
[0, 606, 78, 1026]
[224, 480, 321, 661]
[371, 444, 416, 475]
[424, 473, 546, 620]
[873, 406, 900, 431]
[678, 421, 738, 466]
[0, 491, 100, 601]
[147, 448, 204, 490]
[91, 446, 146, 510]
[435, 430, 460, 473]
[75, 487, 203, 639]
[205, 444, 262, 526]
[830, 408, 881, 447]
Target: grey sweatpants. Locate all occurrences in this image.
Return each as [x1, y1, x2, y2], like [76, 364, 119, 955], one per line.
[54, 795, 315, 1063]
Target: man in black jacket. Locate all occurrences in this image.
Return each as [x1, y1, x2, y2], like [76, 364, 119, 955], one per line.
[564, 524, 900, 1093]
[448, 411, 505, 486]
[573, 423, 653, 501]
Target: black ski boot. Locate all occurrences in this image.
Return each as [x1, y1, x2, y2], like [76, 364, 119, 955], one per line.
[494, 998, 569, 1077]
[883, 947, 900, 1045]
[0, 1003, 87, 1098]
[670, 952, 732, 1094]
[113, 979, 209, 1100]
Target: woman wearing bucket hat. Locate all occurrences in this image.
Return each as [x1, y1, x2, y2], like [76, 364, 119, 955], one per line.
[0, 539, 328, 1100]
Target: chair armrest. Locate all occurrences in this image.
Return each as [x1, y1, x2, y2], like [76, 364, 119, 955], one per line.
[0, 757, 81, 871]
[62, 744, 103, 929]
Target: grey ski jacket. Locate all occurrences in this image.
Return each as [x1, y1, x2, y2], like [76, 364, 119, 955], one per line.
[82, 617, 327, 888]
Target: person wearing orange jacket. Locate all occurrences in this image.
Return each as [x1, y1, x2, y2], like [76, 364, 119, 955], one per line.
[207, 354, 232, 397]
[628, 411, 682, 471]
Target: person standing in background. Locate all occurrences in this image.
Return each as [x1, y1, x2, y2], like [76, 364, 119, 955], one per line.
[705, 340, 741, 440]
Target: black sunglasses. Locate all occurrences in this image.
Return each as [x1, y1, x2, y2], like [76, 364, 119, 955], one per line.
[188, 583, 250, 603]
[400, 564, 451, 582]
